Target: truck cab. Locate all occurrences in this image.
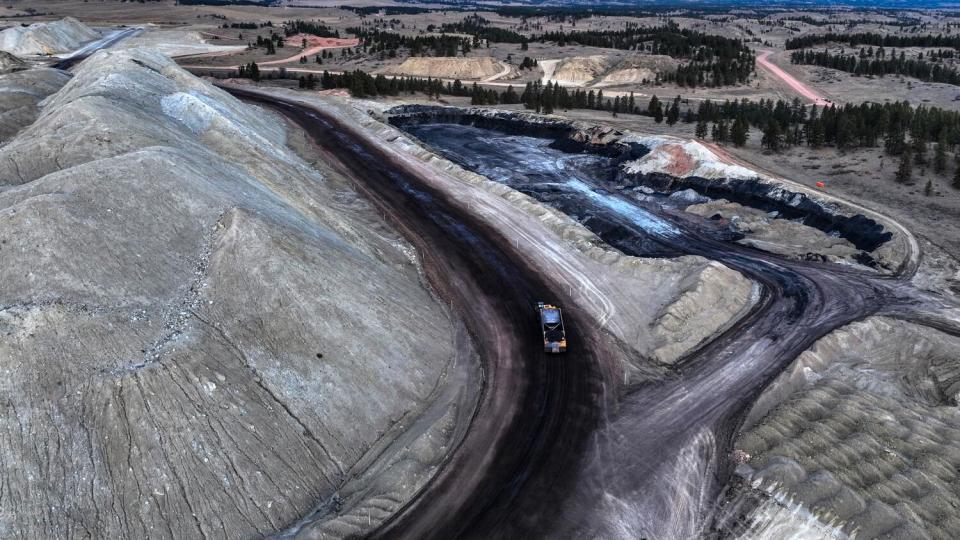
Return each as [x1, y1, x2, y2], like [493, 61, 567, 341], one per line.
[537, 302, 567, 354]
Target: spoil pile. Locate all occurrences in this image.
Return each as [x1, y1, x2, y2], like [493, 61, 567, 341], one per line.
[0, 17, 99, 56]
[0, 48, 469, 537]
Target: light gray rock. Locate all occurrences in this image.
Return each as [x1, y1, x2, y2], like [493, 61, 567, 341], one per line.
[0, 17, 99, 56]
[0, 50, 27, 74]
[0, 48, 472, 538]
[0, 67, 70, 142]
[737, 317, 960, 539]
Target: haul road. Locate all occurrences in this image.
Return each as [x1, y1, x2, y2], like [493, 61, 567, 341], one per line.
[224, 88, 955, 539]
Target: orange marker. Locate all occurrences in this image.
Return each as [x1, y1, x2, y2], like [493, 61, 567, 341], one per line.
[815, 181, 825, 188]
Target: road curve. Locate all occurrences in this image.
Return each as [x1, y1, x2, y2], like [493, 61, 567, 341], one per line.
[225, 88, 618, 539]
[756, 50, 832, 106]
[224, 91, 955, 538]
[51, 27, 142, 70]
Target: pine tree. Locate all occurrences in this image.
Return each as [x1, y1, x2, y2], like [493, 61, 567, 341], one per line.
[654, 103, 664, 124]
[835, 116, 854, 149]
[695, 119, 708, 139]
[934, 135, 947, 173]
[954, 164, 960, 189]
[666, 101, 680, 125]
[761, 120, 782, 151]
[924, 179, 933, 196]
[913, 137, 928, 165]
[731, 117, 749, 147]
[896, 148, 913, 183]
[502, 85, 518, 104]
[647, 95, 661, 116]
[884, 126, 906, 155]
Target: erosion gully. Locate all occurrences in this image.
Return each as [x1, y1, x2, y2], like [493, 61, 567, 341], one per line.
[228, 90, 940, 539]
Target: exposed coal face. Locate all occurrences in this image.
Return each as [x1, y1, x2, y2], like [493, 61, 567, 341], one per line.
[389, 105, 644, 159]
[390, 105, 893, 258]
[627, 172, 893, 253]
[401, 122, 683, 258]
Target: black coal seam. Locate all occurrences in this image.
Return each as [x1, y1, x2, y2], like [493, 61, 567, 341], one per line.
[389, 106, 892, 254]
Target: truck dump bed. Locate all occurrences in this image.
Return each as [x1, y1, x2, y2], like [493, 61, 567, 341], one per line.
[537, 302, 567, 354]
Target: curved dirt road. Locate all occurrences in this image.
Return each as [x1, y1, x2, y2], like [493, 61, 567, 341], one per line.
[225, 94, 957, 538]
[391, 123, 935, 538]
[756, 50, 832, 106]
[227, 89, 618, 539]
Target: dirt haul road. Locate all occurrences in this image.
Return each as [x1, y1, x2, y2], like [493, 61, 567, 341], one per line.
[756, 50, 832, 106]
[226, 92, 959, 538]
[226, 88, 617, 539]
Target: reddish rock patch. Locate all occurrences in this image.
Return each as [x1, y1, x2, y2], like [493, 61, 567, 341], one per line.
[659, 144, 697, 176]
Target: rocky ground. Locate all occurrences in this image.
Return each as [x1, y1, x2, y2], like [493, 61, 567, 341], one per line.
[0, 66, 70, 142]
[685, 199, 861, 263]
[540, 54, 680, 88]
[380, 57, 509, 81]
[0, 17, 99, 56]
[735, 317, 960, 539]
[0, 48, 479, 538]
[246, 95, 761, 375]
[0, 50, 27, 73]
[120, 27, 245, 58]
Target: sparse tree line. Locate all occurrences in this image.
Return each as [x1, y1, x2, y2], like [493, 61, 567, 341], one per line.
[695, 98, 960, 187]
[222, 21, 272, 30]
[521, 81, 637, 116]
[534, 24, 750, 59]
[789, 48, 960, 86]
[283, 20, 341, 39]
[247, 33, 284, 54]
[786, 32, 960, 51]
[298, 48, 356, 64]
[344, 6, 432, 16]
[440, 15, 527, 44]
[347, 22, 752, 87]
[532, 25, 755, 87]
[348, 29, 474, 57]
[774, 16, 920, 28]
[294, 69, 505, 104]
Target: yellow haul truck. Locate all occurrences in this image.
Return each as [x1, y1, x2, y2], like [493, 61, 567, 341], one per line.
[537, 302, 567, 353]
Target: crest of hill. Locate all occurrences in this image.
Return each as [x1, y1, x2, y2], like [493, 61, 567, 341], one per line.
[0, 47, 466, 538]
[549, 54, 678, 87]
[382, 56, 505, 80]
[0, 50, 27, 73]
[0, 17, 99, 56]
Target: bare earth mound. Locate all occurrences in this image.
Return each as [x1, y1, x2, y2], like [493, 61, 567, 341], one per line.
[382, 56, 505, 80]
[0, 17, 99, 56]
[0, 48, 473, 538]
[549, 55, 612, 85]
[595, 54, 678, 87]
[0, 67, 71, 142]
[736, 317, 960, 538]
[0, 50, 27, 74]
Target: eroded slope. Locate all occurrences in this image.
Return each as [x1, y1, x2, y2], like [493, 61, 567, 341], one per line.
[0, 48, 473, 538]
[735, 317, 960, 539]
[0, 17, 99, 56]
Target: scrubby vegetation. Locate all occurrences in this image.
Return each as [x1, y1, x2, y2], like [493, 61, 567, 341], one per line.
[343, 6, 432, 16]
[535, 24, 754, 87]
[790, 48, 960, 85]
[440, 15, 527, 44]
[283, 20, 340, 39]
[694, 98, 960, 157]
[349, 29, 473, 57]
[786, 32, 960, 50]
